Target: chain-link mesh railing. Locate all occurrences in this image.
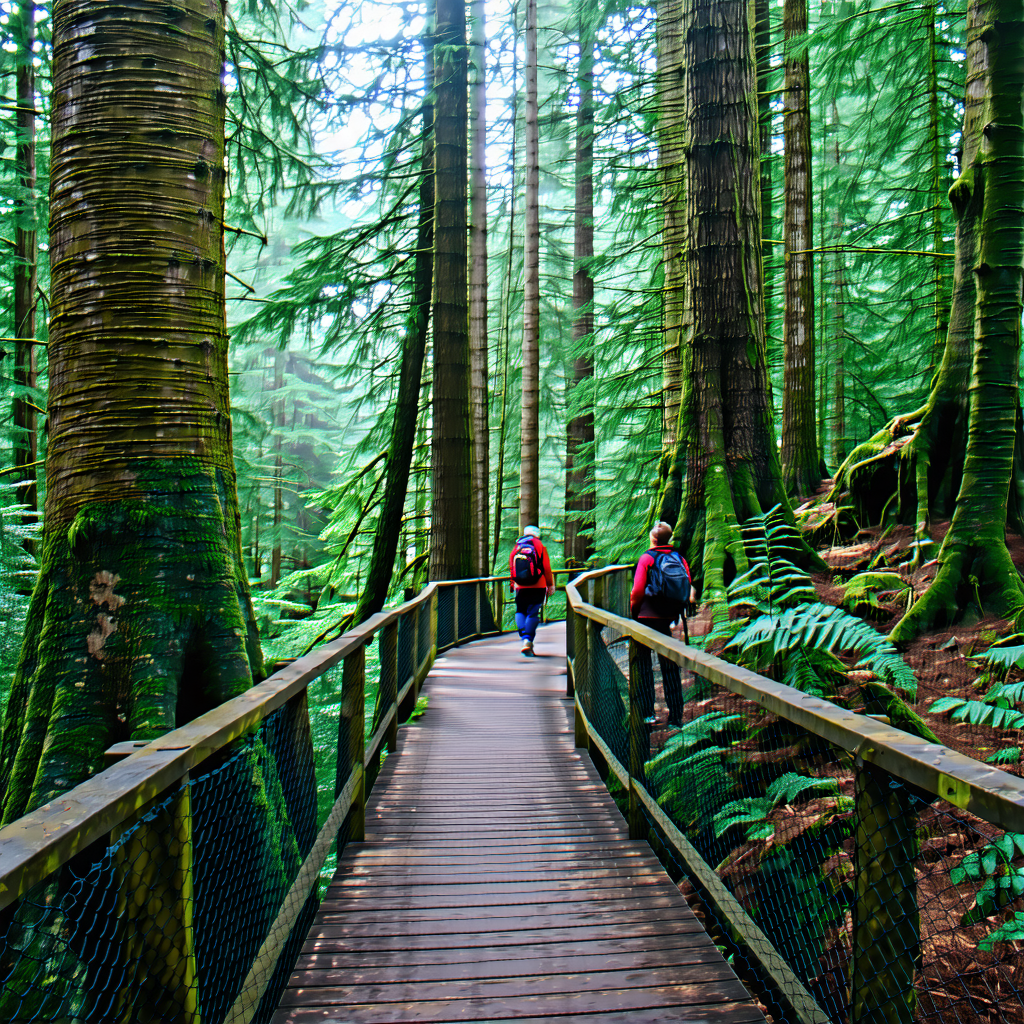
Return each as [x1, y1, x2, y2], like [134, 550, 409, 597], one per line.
[569, 566, 1024, 1024]
[0, 578, 496, 1024]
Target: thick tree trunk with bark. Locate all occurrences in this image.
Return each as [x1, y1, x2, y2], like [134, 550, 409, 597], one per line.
[781, 0, 818, 495]
[888, 0, 1024, 641]
[12, 0, 37, 520]
[519, 0, 540, 532]
[469, 0, 489, 575]
[430, 0, 474, 579]
[0, 0, 264, 823]
[662, 0, 822, 614]
[565, 19, 596, 568]
[354, 80, 433, 623]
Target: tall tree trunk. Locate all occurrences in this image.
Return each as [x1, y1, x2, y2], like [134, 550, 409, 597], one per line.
[519, 0, 540, 532]
[564, 16, 596, 568]
[756, 0, 773, 358]
[270, 349, 285, 587]
[430, 0, 473, 579]
[469, 0, 489, 576]
[927, 2, 950, 372]
[12, 0, 37, 521]
[780, 0, 818, 495]
[664, 0, 823, 616]
[0, 0, 263, 822]
[657, 0, 685, 461]
[354, 71, 433, 623]
[889, 0, 1024, 641]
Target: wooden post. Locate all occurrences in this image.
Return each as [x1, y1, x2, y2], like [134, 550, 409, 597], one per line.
[475, 581, 481, 637]
[565, 602, 576, 699]
[381, 621, 399, 754]
[452, 584, 460, 645]
[851, 761, 919, 1024]
[627, 637, 646, 840]
[338, 646, 366, 843]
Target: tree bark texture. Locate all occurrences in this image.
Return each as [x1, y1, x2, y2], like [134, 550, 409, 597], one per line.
[430, 0, 474, 579]
[663, 0, 815, 613]
[565, 19, 596, 568]
[469, 0, 490, 575]
[519, 0, 540, 532]
[0, 0, 264, 823]
[781, 0, 818, 495]
[12, 0, 38, 519]
[354, 76, 433, 623]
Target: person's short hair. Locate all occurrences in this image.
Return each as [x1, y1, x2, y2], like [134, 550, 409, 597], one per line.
[524, 525, 541, 538]
[650, 521, 673, 546]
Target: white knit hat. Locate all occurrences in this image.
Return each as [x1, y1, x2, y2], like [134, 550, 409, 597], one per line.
[524, 525, 541, 538]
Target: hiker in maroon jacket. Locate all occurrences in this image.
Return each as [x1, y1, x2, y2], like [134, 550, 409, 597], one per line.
[508, 525, 555, 656]
[630, 521, 690, 727]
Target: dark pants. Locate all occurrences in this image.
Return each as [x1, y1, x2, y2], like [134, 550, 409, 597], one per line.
[636, 617, 683, 721]
[515, 588, 545, 641]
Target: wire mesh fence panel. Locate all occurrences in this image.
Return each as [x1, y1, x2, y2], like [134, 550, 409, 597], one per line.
[478, 584, 498, 634]
[457, 583, 476, 640]
[416, 601, 430, 665]
[396, 612, 414, 688]
[582, 621, 628, 768]
[436, 587, 455, 650]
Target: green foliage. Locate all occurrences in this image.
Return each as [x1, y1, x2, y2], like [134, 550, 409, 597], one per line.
[713, 773, 844, 842]
[0, 485, 38, 711]
[841, 571, 910, 618]
[951, 833, 1024, 938]
[712, 509, 918, 698]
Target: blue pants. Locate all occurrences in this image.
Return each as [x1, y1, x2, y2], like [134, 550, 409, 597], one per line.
[515, 590, 544, 641]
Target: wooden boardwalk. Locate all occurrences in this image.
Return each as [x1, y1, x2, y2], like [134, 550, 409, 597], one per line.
[272, 622, 767, 1024]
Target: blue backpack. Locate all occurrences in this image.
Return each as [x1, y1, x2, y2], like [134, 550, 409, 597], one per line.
[644, 549, 691, 605]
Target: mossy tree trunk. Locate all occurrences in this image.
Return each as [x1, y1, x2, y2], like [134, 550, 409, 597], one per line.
[0, 0, 263, 823]
[12, 0, 38, 522]
[781, 0, 819, 495]
[831, 0, 1024, 640]
[564, 16, 596, 569]
[353, 66, 433, 623]
[430, 0, 474, 579]
[519, 0, 540, 532]
[888, 0, 1024, 641]
[662, 0, 822, 614]
[469, 0, 490, 576]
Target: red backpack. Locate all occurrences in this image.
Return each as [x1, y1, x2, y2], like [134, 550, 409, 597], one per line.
[512, 538, 544, 586]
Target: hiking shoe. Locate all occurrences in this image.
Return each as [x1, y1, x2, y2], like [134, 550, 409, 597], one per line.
[642, 715, 657, 726]
[521, 639, 534, 656]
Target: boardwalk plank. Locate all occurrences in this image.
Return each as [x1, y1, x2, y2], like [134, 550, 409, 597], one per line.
[272, 625, 765, 1024]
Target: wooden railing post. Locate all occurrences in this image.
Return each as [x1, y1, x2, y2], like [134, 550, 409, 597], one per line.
[452, 584, 460, 645]
[627, 637, 646, 840]
[338, 645, 366, 843]
[851, 761, 919, 1024]
[381, 621, 399, 754]
[565, 600, 576, 699]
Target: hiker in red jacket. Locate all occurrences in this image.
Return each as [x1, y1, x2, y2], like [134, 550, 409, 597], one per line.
[508, 525, 555, 656]
[630, 521, 691, 727]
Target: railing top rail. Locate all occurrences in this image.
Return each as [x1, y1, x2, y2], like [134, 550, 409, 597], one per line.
[566, 567, 1024, 834]
[0, 577, 472, 911]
